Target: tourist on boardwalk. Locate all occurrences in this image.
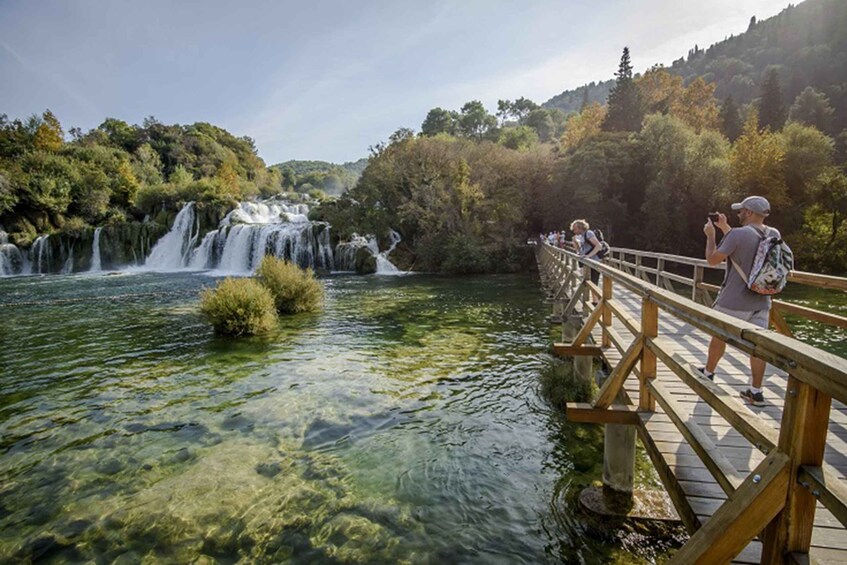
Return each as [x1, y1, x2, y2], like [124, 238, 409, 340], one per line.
[570, 219, 603, 286]
[700, 196, 780, 406]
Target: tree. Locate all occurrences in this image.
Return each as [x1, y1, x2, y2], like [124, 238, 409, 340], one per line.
[32, 110, 63, 152]
[789, 87, 835, 133]
[757, 68, 786, 132]
[677, 77, 719, 133]
[561, 103, 607, 150]
[496, 98, 539, 124]
[498, 126, 538, 151]
[458, 101, 497, 139]
[421, 108, 456, 136]
[603, 47, 644, 132]
[635, 66, 684, 115]
[524, 109, 555, 142]
[719, 95, 743, 142]
[729, 113, 788, 207]
[780, 122, 834, 210]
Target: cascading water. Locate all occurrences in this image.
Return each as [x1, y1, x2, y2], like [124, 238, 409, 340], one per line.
[333, 230, 402, 274]
[145, 203, 199, 270]
[31, 235, 52, 275]
[89, 227, 103, 272]
[0, 230, 24, 276]
[148, 200, 334, 274]
[375, 229, 401, 274]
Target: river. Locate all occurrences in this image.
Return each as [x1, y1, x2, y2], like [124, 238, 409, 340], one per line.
[0, 272, 678, 564]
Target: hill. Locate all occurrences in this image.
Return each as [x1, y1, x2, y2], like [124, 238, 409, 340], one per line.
[544, 0, 847, 132]
[270, 158, 368, 196]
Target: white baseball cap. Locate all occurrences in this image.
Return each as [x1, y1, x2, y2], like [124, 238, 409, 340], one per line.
[731, 196, 770, 216]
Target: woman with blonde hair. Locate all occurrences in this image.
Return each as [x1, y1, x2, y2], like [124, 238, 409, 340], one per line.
[570, 219, 603, 286]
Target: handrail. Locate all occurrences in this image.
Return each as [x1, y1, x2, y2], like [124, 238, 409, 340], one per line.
[536, 241, 847, 563]
[604, 246, 847, 334]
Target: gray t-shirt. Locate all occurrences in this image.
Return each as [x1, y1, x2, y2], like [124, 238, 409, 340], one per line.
[580, 230, 599, 257]
[714, 224, 780, 311]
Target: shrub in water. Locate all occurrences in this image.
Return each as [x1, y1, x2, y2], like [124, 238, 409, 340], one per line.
[255, 255, 324, 314]
[200, 277, 278, 336]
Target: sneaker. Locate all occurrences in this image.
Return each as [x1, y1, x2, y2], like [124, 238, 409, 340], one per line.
[696, 367, 714, 381]
[740, 389, 765, 406]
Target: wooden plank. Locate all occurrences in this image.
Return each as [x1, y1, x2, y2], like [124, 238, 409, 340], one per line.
[648, 379, 745, 495]
[647, 338, 780, 451]
[761, 376, 835, 561]
[773, 300, 847, 330]
[552, 344, 603, 357]
[606, 298, 640, 336]
[788, 271, 847, 292]
[799, 465, 847, 529]
[566, 403, 641, 425]
[572, 300, 605, 347]
[594, 337, 644, 409]
[640, 297, 658, 412]
[668, 451, 791, 564]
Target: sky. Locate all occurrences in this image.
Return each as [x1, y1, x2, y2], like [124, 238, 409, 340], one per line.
[0, 0, 791, 164]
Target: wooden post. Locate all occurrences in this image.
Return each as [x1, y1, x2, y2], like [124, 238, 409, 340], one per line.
[692, 265, 704, 303]
[634, 255, 642, 279]
[602, 275, 612, 348]
[656, 257, 665, 286]
[760, 376, 832, 562]
[639, 297, 658, 412]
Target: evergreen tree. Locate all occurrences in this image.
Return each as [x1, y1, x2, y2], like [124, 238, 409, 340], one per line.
[789, 87, 835, 133]
[719, 95, 742, 141]
[580, 87, 590, 111]
[602, 47, 644, 132]
[758, 68, 786, 132]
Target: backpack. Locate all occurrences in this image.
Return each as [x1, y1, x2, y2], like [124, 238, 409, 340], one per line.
[593, 229, 611, 259]
[730, 226, 793, 295]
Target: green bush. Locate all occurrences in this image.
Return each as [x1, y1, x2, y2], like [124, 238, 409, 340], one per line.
[539, 357, 596, 409]
[199, 277, 278, 336]
[255, 255, 324, 314]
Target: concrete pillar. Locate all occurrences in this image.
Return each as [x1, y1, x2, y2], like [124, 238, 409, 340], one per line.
[603, 423, 636, 494]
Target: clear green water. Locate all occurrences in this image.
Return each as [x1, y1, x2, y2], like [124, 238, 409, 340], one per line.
[0, 272, 676, 564]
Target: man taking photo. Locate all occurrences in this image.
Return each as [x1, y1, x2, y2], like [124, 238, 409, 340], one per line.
[699, 196, 779, 406]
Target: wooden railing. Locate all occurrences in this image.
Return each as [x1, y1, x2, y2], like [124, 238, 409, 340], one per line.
[606, 247, 847, 337]
[537, 242, 847, 564]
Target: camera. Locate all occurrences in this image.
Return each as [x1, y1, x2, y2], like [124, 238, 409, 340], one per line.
[707, 213, 720, 223]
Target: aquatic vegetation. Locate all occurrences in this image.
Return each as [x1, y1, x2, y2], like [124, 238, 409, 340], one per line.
[539, 357, 597, 408]
[255, 255, 324, 314]
[199, 277, 278, 336]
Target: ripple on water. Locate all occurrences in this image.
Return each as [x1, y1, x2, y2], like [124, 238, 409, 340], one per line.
[2, 271, 677, 563]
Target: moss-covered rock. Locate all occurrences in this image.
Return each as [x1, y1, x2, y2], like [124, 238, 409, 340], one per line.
[354, 247, 376, 274]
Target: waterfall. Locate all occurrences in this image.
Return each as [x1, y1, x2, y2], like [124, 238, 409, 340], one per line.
[89, 227, 103, 272]
[145, 202, 199, 270]
[334, 230, 402, 274]
[61, 240, 74, 274]
[146, 200, 333, 274]
[31, 235, 51, 274]
[375, 229, 401, 274]
[0, 230, 24, 276]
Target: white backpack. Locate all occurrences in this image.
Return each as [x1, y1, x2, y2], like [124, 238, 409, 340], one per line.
[730, 226, 793, 295]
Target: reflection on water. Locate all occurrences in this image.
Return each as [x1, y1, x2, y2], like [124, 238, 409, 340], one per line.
[1, 272, 670, 563]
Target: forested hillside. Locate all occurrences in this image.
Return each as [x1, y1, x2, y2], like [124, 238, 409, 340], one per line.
[545, 0, 847, 133]
[271, 159, 367, 197]
[318, 0, 847, 275]
[0, 113, 290, 247]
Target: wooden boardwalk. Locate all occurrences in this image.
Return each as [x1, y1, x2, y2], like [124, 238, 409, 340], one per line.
[537, 242, 847, 564]
[589, 287, 847, 564]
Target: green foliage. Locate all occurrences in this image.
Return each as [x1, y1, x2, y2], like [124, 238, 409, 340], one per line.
[0, 111, 279, 236]
[269, 159, 366, 196]
[719, 95, 743, 142]
[458, 101, 497, 139]
[199, 277, 278, 336]
[758, 68, 787, 132]
[790, 87, 836, 133]
[603, 47, 644, 132]
[539, 357, 596, 407]
[498, 126, 538, 151]
[255, 255, 324, 314]
[441, 235, 492, 274]
[421, 108, 458, 136]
